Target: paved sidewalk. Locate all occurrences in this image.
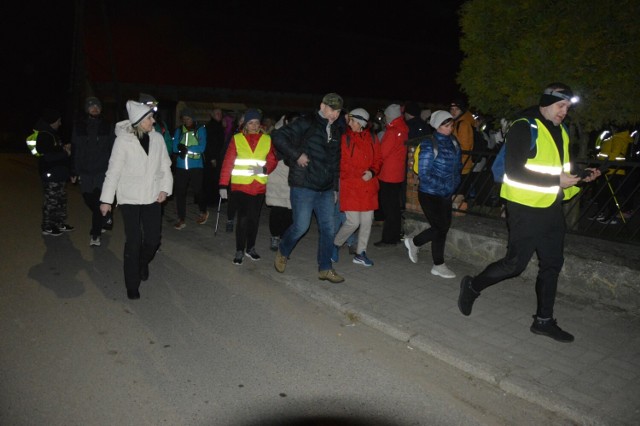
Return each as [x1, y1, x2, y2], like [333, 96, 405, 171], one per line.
[233, 206, 640, 426]
[173, 197, 639, 425]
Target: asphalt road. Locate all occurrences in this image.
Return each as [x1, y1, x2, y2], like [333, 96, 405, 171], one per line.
[0, 154, 572, 425]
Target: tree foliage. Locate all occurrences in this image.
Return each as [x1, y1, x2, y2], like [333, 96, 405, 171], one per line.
[458, 0, 640, 132]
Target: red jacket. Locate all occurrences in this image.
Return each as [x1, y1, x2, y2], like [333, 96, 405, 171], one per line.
[219, 132, 278, 195]
[339, 128, 382, 212]
[378, 116, 409, 183]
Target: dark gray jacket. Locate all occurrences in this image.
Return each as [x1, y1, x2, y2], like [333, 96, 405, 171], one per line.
[271, 112, 342, 192]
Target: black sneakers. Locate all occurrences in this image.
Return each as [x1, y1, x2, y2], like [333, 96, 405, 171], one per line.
[245, 248, 261, 261]
[42, 227, 62, 236]
[58, 224, 75, 232]
[233, 251, 244, 265]
[530, 316, 574, 343]
[127, 289, 140, 300]
[458, 276, 480, 316]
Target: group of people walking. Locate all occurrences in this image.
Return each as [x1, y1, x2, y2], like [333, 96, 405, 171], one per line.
[35, 83, 601, 342]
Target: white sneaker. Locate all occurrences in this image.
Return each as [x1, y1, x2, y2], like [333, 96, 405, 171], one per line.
[431, 263, 456, 279]
[404, 237, 419, 263]
[90, 236, 101, 247]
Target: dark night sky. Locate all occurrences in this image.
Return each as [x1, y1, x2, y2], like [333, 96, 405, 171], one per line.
[5, 1, 465, 141]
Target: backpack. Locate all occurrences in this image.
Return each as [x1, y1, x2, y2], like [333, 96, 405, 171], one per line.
[491, 118, 568, 183]
[26, 129, 42, 157]
[412, 135, 459, 174]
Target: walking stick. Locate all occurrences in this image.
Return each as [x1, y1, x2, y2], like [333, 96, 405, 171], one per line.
[604, 174, 627, 224]
[214, 196, 222, 236]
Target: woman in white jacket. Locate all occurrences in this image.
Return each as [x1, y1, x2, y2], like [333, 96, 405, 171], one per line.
[100, 101, 173, 300]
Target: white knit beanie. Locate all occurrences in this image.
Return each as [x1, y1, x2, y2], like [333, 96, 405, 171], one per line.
[429, 110, 453, 129]
[126, 100, 153, 126]
[349, 108, 370, 128]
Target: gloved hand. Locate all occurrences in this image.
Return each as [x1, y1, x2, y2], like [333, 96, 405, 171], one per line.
[219, 188, 228, 199]
[178, 143, 188, 159]
[362, 170, 373, 181]
[249, 165, 264, 176]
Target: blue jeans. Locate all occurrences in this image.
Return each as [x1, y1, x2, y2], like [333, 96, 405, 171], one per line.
[280, 187, 335, 271]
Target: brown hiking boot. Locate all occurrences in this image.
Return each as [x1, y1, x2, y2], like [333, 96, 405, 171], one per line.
[196, 211, 209, 225]
[274, 250, 287, 273]
[318, 269, 345, 283]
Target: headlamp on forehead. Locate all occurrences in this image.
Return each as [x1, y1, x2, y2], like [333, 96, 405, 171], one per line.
[145, 102, 158, 112]
[544, 88, 580, 104]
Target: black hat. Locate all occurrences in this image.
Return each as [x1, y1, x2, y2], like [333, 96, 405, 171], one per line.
[539, 82, 576, 107]
[450, 99, 467, 111]
[404, 102, 421, 117]
[85, 96, 102, 112]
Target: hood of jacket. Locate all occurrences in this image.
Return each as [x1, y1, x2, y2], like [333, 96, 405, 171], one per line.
[115, 120, 135, 138]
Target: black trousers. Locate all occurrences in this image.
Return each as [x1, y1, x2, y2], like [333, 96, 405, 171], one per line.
[414, 191, 452, 265]
[378, 180, 404, 243]
[82, 188, 104, 238]
[232, 191, 264, 252]
[174, 168, 206, 220]
[269, 206, 293, 237]
[472, 200, 566, 319]
[119, 203, 162, 291]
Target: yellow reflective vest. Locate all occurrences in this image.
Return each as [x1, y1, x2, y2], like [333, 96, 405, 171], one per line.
[501, 118, 579, 208]
[596, 130, 632, 176]
[230, 133, 271, 185]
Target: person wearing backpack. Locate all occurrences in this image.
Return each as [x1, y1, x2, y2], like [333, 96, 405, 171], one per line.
[403, 111, 461, 279]
[457, 83, 601, 343]
[450, 99, 476, 215]
[35, 108, 75, 236]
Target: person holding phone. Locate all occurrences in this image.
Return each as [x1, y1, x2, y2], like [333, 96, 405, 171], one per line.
[457, 83, 601, 343]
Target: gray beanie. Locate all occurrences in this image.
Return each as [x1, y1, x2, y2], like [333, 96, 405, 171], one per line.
[384, 104, 402, 123]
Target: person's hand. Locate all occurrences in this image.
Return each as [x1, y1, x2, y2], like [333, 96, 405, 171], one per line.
[100, 203, 111, 216]
[581, 168, 602, 183]
[249, 165, 264, 175]
[362, 170, 373, 181]
[70, 176, 78, 184]
[63, 144, 72, 156]
[178, 143, 188, 159]
[297, 153, 310, 167]
[219, 188, 228, 199]
[210, 159, 217, 168]
[559, 172, 581, 189]
[157, 191, 168, 203]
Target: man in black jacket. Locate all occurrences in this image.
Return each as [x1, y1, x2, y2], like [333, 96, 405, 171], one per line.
[271, 93, 345, 283]
[72, 96, 115, 246]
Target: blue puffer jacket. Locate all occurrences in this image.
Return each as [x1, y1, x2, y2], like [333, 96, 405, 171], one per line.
[416, 131, 462, 197]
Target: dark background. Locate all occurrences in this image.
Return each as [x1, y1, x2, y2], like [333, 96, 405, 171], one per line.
[4, 1, 465, 144]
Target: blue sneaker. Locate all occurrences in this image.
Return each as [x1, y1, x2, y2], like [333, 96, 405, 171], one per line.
[353, 251, 373, 267]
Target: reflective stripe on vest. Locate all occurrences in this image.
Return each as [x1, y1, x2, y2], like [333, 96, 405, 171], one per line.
[501, 118, 579, 207]
[230, 133, 271, 185]
[180, 126, 201, 161]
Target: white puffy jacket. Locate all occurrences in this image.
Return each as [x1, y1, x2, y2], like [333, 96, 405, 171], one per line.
[100, 120, 173, 205]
